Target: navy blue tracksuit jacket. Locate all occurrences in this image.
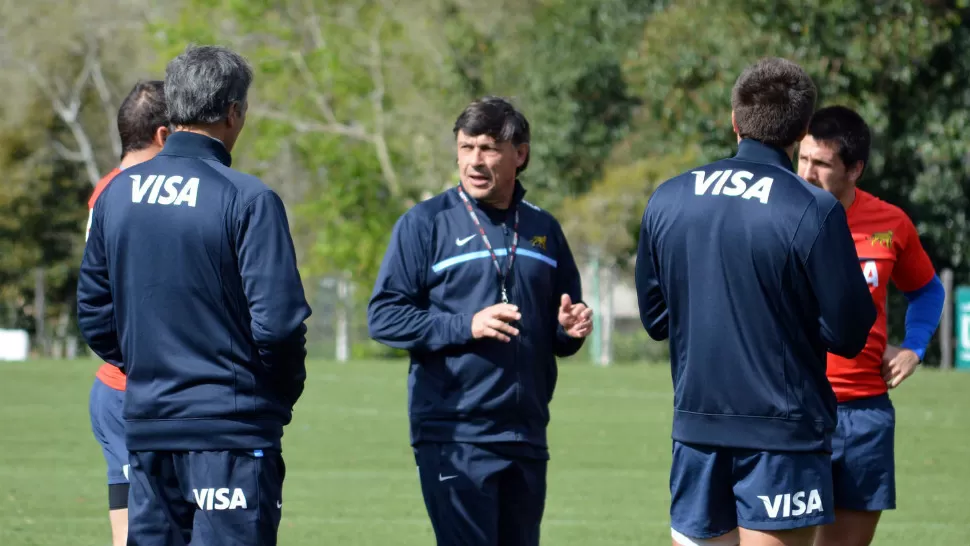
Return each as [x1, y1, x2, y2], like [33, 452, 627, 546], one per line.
[636, 139, 877, 453]
[77, 132, 312, 452]
[367, 182, 585, 453]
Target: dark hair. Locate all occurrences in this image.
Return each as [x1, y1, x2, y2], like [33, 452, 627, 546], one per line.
[117, 80, 168, 156]
[806, 105, 871, 171]
[164, 44, 253, 126]
[453, 96, 531, 174]
[731, 57, 817, 149]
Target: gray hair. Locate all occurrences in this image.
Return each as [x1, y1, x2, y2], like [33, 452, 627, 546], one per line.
[164, 45, 254, 126]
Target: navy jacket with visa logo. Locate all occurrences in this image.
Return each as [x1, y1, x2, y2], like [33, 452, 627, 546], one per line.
[636, 139, 877, 453]
[367, 181, 585, 453]
[77, 132, 312, 452]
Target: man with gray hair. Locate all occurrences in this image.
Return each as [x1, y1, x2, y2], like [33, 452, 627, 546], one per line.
[78, 44, 311, 546]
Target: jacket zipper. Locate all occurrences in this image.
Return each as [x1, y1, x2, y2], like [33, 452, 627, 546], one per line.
[504, 221, 522, 441]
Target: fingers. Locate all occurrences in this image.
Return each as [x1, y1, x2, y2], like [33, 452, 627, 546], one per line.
[487, 318, 519, 337]
[565, 318, 594, 338]
[883, 359, 908, 388]
[560, 294, 572, 311]
[564, 300, 592, 317]
[560, 302, 593, 331]
[491, 306, 522, 322]
[562, 304, 593, 327]
[473, 304, 521, 342]
[482, 320, 519, 343]
[882, 344, 901, 365]
[882, 361, 894, 384]
[889, 366, 913, 389]
[482, 327, 511, 343]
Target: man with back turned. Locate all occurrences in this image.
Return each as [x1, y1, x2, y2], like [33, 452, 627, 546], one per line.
[635, 57, 877, 546]
[78, 44, 311, 546]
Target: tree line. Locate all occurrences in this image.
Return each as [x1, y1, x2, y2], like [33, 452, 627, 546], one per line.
[0, 0, 966, 363]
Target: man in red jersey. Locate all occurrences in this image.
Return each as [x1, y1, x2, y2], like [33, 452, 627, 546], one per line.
[797, 106, 945, 546]
[86, 80, 169, 546]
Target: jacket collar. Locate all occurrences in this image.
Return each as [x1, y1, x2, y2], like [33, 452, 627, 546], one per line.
[158, 131, 232, 167]
[734, 139, 794, 172]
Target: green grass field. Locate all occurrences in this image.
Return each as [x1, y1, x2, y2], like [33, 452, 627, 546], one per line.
[1, 359, 968, 545]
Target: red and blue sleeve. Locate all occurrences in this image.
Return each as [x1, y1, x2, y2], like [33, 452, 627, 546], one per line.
[892, 216, 944, 359]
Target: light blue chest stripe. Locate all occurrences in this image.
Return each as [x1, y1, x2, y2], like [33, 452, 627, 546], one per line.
[432, 248, 557, 273]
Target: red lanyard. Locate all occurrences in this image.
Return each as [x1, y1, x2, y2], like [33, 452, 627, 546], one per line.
[456, 185, 519, 303]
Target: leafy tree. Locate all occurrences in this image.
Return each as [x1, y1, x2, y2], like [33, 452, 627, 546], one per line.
[0, 101, 92, 355]
[588, 0, 967, 363]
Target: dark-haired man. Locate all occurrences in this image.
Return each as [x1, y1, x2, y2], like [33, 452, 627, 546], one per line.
[636, 58, 876, 546]
[798, 106, 944, 546]
[367, 96, 593, 546]
[85, 79, 169, 546]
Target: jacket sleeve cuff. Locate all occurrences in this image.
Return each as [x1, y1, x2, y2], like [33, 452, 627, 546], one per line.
[555, 323, 585, 356]
[453, 313, 476, 345]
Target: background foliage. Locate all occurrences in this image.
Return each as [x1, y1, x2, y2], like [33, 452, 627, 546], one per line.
[0, 0, 966, 363]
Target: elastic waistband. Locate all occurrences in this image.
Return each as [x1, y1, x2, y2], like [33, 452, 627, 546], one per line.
[837, 392, 892, 410]
[125, 418, 283, 452]
[410, 417, 548, 449]
[672, 410, 832, 453]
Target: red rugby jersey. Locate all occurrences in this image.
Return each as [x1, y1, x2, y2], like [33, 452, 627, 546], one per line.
[827, 188, 936, 402]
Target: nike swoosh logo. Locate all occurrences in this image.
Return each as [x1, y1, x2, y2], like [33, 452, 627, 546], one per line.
[276, 500, 282, 508]
[438, 474, 458, 482]
[455, 235, 476, 246]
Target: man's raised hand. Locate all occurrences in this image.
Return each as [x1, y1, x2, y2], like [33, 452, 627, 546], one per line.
[558, 294, 593, 339]
[472, 303, 521, 343]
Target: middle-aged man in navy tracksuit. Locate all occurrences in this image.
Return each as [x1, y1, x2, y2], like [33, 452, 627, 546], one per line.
[77, 45, 311, 546]
[367, 96, 594, 546]
[636, 57, 877, 546]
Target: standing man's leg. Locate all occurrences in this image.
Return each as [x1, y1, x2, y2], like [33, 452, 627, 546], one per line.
[814, 395, 895, 546]
[127, 451, 194, 546]
[669, 442, 740, 546]
[180, 449, 286, 545]
[496, 456, 547, 546]
[414, 442, 509, 546]
[733, 448, 834, 546]
[89, 378, 131, 546]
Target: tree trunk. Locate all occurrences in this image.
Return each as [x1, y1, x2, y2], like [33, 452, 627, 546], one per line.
[33, 268, 46, 357]
[51, 307, 70, 359]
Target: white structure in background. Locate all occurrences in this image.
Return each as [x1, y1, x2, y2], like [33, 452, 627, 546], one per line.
[578, 259, 639, 366]
[0, 329, 29, 361]
[319, 276, 355, 363]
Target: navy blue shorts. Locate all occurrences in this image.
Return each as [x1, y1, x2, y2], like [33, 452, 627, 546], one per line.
[127, 449, 285, 546]
[670, 441, 834, 539]
[831, 393, 896, 511]
[88, 377, 129, 485]
[413, 442, 547, 546]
